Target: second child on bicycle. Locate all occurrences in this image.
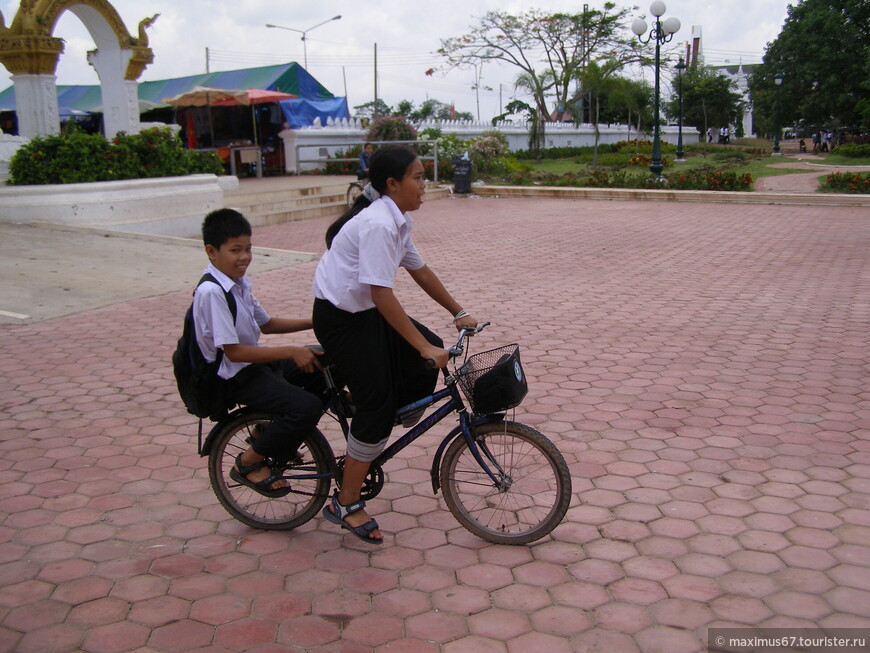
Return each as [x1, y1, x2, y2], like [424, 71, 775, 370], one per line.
[313, 145, 477, 544]
[195, 209, 324, 496]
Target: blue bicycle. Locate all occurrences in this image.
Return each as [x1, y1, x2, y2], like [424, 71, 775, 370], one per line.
[202, 324, 572, 545]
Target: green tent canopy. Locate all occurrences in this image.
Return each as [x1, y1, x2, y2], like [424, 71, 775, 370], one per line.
[0, 62, 334, 114]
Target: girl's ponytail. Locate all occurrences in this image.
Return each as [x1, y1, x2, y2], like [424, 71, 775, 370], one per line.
[323, 145, 419, 248]
[325, 195, 371, 248]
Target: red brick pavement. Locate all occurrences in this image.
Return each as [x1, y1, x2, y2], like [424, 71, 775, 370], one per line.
[1, 196, 869, 652]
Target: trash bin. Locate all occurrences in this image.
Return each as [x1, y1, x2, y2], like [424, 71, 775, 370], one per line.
[452, 153, 472, 194]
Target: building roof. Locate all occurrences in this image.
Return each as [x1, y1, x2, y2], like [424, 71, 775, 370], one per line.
[0, 62, 334, 113]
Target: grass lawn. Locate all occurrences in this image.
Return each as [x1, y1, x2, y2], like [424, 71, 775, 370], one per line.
[526, 150, 870, 184]
[529, 154, 805, 180]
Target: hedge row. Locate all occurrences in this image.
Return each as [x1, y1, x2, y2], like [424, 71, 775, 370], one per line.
[9, 127, 224, 185]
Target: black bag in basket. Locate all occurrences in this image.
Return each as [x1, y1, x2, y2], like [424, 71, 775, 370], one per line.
[467, 347, 528, 414]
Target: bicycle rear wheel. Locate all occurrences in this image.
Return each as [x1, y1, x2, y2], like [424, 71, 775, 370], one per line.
[208, 412, 334, 530]
[440, 421, 572, 545]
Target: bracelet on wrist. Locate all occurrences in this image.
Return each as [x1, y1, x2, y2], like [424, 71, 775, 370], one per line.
[453, 309, 468, 323]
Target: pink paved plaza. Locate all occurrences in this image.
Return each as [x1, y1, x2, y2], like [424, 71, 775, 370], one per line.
[1, 195, 868, 652]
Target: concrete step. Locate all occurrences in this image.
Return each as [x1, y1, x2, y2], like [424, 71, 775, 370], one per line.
[249, 200, 349, 227]
[224, 177, 451, 229]
[230, 190, 347, 215]
[227, 183, 348, 204]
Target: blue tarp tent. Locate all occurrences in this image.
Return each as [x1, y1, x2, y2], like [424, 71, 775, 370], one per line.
[279, 98, 350, 129]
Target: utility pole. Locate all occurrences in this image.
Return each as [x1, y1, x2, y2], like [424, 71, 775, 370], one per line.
[580, 4, 588, 123]
[205, 47, 210, 73]
[374, 43, 378, 119]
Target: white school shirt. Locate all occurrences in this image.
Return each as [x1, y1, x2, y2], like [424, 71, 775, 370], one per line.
[193, 263, 270, 379]
[313, 195, 425, 313]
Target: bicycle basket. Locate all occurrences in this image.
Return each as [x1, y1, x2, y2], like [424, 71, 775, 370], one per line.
[455, 344, 528, 415]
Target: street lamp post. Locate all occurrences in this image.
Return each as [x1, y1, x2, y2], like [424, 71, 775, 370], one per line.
[772, 72, 784, 156]
[266, 15, 342, 70]
[632, 1, 681, 177]
[675, 56, 686, 162]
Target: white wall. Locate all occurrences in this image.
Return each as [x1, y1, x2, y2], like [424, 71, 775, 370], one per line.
[281, 118, 700, 173]
[0, 174, 238, 238]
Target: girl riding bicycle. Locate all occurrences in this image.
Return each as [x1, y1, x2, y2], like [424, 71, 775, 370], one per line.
[312, 145, 477, 544]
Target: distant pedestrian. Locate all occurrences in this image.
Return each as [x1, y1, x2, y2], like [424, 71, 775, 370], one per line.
[356, 142, 373, 181]
[707, 127, 713, 143]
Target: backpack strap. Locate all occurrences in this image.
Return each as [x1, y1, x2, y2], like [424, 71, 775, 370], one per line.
[192, 274, 238, 441]
[196, 273, 237, 323]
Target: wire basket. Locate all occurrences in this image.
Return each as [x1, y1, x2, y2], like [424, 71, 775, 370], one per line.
[455, 344, 528, 415]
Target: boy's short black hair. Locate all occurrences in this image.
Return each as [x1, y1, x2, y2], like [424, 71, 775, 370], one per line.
[202, 208, 252, 248]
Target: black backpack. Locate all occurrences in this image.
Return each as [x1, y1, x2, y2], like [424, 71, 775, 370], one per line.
[172, 273, 238, 423]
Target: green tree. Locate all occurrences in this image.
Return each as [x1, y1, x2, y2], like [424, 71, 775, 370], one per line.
[353, 99, 392, 121]
[749, 0, 870, 131]
[576, 60, 622, 165]
[665, 66, 744, 139]
[492, 99, 544, 155]
[396, 99, 474, 123]
[366, 115, 417, 142]
[603, 77, 654, 150]
[438, 4, 647, 122]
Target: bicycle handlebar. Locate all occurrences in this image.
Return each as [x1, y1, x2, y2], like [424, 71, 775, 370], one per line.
[423, 322, 491, 368]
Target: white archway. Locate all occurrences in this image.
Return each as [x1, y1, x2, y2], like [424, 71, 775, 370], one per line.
[0, 0, 155, 138]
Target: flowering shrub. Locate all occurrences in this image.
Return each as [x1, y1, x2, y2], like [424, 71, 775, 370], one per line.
[467, 130, 510, 175]
[112, 128, 189, 178]
[668, 168, 753, 191]
[501, 166, 752, 191]
[819, 171, 870, 193]
[422, 158, 453, 181]
[833, 144, 870, 158]
[324, 144, 362, 175]
[366, 115, 417, 142]
[614, 139, 676, 154]
[418, 128, 466, 160]
[627, 154, 674, 168]
[10, 130, 113, 184]
[9, 126, 223, 185]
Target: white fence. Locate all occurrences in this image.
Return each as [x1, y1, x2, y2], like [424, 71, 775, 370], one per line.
[279, 117, 700, 173]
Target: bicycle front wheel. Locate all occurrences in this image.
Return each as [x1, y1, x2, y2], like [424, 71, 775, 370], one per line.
[208, 412, 334, 530]
[440, 421, 572, 545]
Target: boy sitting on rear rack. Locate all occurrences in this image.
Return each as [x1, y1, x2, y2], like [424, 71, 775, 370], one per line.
[194, 208, 323, 496]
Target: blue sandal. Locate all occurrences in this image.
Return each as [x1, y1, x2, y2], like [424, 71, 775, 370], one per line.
[322, 492, 383, 544]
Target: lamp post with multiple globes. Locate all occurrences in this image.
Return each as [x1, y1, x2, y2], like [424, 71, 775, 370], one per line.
[632, 2, 681, 177]
[772, 72, 784, 156]
[674, 56, 687, 162]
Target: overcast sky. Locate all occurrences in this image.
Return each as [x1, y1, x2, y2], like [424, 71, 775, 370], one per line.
[0, 0, 792, 120]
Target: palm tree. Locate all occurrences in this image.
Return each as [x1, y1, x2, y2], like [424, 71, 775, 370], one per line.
[576, 60, 622, 166]
[513, 72, 553, 156]
[608, 77, 653, 154]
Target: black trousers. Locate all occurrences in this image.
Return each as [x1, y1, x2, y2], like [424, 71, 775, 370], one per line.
[312, 298, 443, 446]
[223, 360, 324, 458]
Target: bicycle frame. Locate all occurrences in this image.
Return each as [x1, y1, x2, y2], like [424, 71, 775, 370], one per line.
[318, 365, 508, 487]
[208, 324, 510, 497]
